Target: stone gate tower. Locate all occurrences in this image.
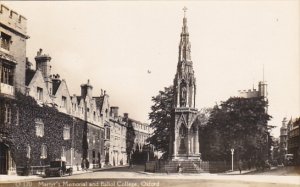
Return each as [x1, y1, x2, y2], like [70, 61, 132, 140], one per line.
[169, 8, 200, 160]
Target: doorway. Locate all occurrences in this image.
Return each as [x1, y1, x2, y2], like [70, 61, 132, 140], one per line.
[0, 143, 8, 174]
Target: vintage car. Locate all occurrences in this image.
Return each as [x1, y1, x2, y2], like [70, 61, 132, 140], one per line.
[45, 160, 73, 177]
[284, 154, 294, 166]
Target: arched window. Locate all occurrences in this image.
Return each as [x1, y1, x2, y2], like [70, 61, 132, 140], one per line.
[41, 144, 47, 159]
[63, 124, 70, 140]
[35, 118, 44, 137]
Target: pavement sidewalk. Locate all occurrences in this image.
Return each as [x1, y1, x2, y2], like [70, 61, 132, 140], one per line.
[0, 174, 40, 182]
[223, 169, 256, 175]
[223, 167, 277, 175]
[0, 165, 128, 183]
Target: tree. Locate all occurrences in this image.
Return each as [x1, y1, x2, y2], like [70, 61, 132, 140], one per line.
[148, 86, 174, 158]
[202, 96, 273, 162]
[125, 118, 136, 162]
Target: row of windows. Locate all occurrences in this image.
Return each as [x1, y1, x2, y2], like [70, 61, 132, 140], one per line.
[289, 129, 300, 138]
[87, 133, 101, 145]
[26, 144, 67, 159]
[71, 103, 102, 124]
[135, 133, 149, 143]
[37, 87, 67, 109]
[34, 118, 148, 143]
[133, 122, 150, 131]
[111, 136, 126, 148]
[35, 119, 70, 140]
[3, 113, 108, 146]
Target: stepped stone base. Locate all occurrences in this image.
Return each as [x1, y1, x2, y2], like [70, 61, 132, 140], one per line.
[161, 160, 203, 173]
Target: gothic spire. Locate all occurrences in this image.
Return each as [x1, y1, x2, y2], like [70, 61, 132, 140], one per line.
[179, 7, 191, 62]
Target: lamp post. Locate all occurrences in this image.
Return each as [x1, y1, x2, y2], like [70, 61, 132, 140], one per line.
[231, 148, 234, 171]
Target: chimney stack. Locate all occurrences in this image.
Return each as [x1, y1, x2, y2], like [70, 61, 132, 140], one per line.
[81, 79, 93, 98]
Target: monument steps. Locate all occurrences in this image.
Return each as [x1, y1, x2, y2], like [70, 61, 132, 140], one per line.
[162, 160, 203, 173]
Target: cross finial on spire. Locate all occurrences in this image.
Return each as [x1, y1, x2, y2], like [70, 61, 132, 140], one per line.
[183, 6, 188, 17]
[263, 64, 265, 82]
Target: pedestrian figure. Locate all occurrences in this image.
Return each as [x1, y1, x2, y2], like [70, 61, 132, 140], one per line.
[86, 159, 90, 171]
[129, 159, 133, 169]
[81, 159, 85, 171]
[177, 164, 183, 174]
[238, 160, 242, 174]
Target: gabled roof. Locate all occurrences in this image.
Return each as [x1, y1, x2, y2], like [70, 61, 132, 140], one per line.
[25, 69, 36, 86]
[76, 96, 82, 105]
[94, 96, 104, 111]
[52, 80, 61, 95]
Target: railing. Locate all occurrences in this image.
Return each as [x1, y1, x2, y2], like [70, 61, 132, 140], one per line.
[17, 165, 49, 176]
[145, 160, 231, 173]
[0, 83, 14, 96]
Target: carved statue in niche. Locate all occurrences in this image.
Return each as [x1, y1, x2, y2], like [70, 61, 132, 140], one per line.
[180, 81, 187, 107]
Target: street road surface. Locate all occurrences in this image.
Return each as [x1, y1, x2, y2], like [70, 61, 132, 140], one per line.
[1, 165, 299, 187]
[248, 166, 300, 175]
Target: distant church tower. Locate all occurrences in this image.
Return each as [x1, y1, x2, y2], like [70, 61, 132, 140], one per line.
[169, 8, 200, 160]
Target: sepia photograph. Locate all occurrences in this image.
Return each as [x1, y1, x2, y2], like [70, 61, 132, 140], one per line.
[0, 1, 299, 187]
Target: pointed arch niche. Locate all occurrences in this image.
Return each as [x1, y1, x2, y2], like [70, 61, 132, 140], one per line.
[189, 123, 199, 155]
[177, 123, 187, 154]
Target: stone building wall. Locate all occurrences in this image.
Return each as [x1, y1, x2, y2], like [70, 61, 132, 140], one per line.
[0, 3, 28, 93]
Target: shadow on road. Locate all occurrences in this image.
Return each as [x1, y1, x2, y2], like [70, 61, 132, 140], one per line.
[94, 165, 145, 173]
[246, 166, 300, 176]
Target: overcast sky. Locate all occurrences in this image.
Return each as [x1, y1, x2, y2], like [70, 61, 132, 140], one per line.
[4, 1, 299, 137]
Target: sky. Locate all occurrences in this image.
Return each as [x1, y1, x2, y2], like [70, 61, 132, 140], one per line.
[3, 1, 299, 137]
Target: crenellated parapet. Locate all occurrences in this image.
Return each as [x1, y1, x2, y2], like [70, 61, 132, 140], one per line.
[0, 3, 28, 37]
[238, 89, 259, 98]
[238, 80, 268, 99]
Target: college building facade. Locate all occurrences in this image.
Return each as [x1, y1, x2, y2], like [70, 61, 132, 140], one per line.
[0, 3, 151, 175]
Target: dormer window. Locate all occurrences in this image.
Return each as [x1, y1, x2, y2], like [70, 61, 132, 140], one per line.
[0, 32, 11, 51]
